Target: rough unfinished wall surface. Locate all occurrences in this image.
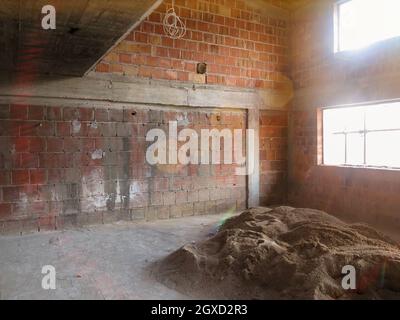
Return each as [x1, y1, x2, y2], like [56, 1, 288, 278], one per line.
[259, 110, 287, 205]
[0, 104, 247, 234]
[95, 0, 290, 90]
[93, 0, 291, 209]
[288, 1, 400, 229]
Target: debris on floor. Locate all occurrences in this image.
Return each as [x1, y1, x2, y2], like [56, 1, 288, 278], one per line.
[153, 206, 400, 300]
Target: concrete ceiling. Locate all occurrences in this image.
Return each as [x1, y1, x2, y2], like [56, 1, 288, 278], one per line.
[0, 0, 161, 78]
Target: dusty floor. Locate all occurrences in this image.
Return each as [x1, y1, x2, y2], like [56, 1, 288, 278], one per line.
[0, 214, 227, 300]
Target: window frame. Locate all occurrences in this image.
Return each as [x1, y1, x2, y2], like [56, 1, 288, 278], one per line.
[334, 0, 352, 53]
[333, 0, 400, 53]
[321, 100, 400, 170]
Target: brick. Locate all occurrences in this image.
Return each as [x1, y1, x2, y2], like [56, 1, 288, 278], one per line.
[0, 203, 12, 219]
[108, 109, 124, 122]
[16, 122, 34, 137]
[63, 137, 82, 152]
[198, 189, 210, 202]
[193, 202, 208, 216]
[0, 171, 11, 185]
[13, 137, 29, 152]
[29, 137, 46, 152]
[188, 190, 199, 202]
[30, 169, 47, 185]
[163, 192, 176, 206]
[47, 169, 65, 183]
[19, 153, 39, 168]
[156, 206, 170, 220]
[96, 63, 110, 73]
[119, 53, 131, 63]
[144, 206, 161, 221]
[38, 215, 56, 231]
[131, 208, 146, 220]
[2, 186, 20, 202]
[98, 123, 117, 137]
[129, 193, 149, 208]
[64, 168, 80, 183]
[148, 12, 161, 22]
[179, 203, 194, 217]
[122, 65, 139, 76]
[152, 178, 169, 192]
[0, 105, 10, 119]
[260, 113, 288, 126]
[71, 120, 88, 137]
[170, 176, 192, 191]
[56, 122, 71, 136]
[123, 108, 140, 122]
[28, 106, 44, 120]
[39, 153, 68, 168]
[36, 122, 55, 136]
[95, 108, 109, 121]
[150, 192, 163, 206]
[176, 190, 188, 204]
[10, 105, 28, 120]
[38, 184, 63, 201]
[78, 108, 94, 121]
[135, 32, 148, 43]
[12, 170, 30, 185]
[47, 137, 64, 152]
[116, 123, 132, 137]
[46, 107, 62, 120]
[63, 108, 79, 121]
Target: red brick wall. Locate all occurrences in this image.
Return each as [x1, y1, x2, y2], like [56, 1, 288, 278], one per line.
[288, 2, 400, 229]
[0, 104, 247, 234]
[93, 0, 291, 209]
[95, 0, 290, 90]
[0, 1, 293, 233]
[291, 2, 400, 91]
[260, 110, 287, 205]
[289, 109, 400, 229]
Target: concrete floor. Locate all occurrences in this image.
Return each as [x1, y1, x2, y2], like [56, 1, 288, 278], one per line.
[0, 214, 226, 300]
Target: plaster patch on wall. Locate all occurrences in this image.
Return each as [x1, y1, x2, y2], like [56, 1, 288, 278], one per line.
[115, 179, 123, 205]
[20, 192, 28, 204]
[129, 181, 142, 195]
[81, 168, 107, 212]
[50, 189, 62, 202]
[91, 149, 105, 160]
[72, 119, 82, 134]
[177, 113, 190, 126]
[89, 120, 98, 129]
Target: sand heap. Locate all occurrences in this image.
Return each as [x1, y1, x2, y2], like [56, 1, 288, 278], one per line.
[153, 207, 400, 299]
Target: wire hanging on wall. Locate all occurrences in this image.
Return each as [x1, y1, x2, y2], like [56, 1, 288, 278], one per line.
[163, 0, 186, 39]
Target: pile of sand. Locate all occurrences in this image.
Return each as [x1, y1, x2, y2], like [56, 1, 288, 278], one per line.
[152, 207, 400, 299]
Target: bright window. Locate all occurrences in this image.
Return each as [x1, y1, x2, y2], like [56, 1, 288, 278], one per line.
[323, 102, 400, 169]
[335, 0, 400, 52]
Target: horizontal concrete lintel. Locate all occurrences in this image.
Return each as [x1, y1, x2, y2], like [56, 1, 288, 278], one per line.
[293, 72, 400, 110]
[0, 73, 290, 111]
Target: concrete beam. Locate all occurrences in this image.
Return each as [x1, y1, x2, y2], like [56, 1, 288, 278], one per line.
[293, 72, 400, 110]
[0, 73, 289, 111]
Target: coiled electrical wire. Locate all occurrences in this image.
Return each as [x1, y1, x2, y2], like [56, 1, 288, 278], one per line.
[163, 1, 186, 39]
